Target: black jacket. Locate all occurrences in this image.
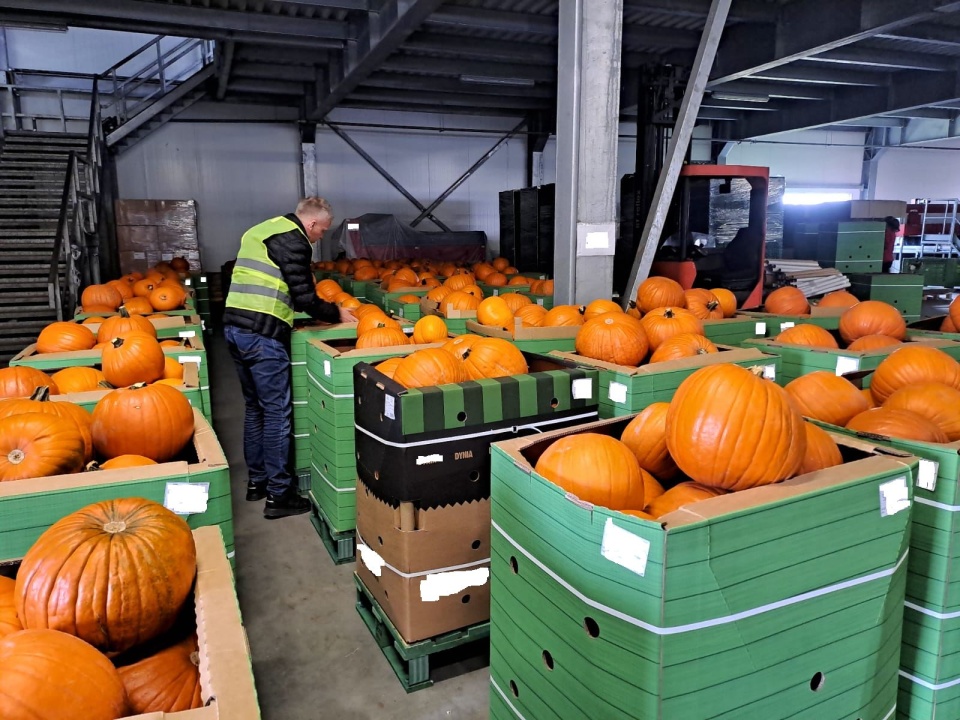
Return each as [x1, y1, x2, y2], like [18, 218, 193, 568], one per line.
[223, 214, 339, 340]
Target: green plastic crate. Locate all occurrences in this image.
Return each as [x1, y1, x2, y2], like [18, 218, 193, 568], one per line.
[740, 309, 843, 338]
[702, 315, 770, 347]
[465, 320, 578, 354]
[848, 273, 924, 320]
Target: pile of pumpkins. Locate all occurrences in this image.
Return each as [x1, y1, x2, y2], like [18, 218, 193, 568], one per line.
[0, 366, 196, 482]
[80, 259, 191, 317]
[0, 497, 204, 718]
[376, 334, 529, 389]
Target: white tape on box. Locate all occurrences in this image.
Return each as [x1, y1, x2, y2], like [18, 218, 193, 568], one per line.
[601, 518, 650, 577]
[420, 568, 490, 602]
[780, 321, 795, 331]
[177, 355, 202, 364]
[178, 330, 196, 338]
[324, 360, 332, 377]
[880, 476, 910, 517]
[358, 543, 385, 577]
[608, 382, 628, 404]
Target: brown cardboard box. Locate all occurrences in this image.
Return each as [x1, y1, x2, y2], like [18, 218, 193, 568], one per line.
[464, 319, 579, 342]
[115, 199, 158, 226]
[116, 199, 201, 275]
[850, 200, 907, 219]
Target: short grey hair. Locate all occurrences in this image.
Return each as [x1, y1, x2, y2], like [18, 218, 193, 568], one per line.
[297, 196, 333, 219]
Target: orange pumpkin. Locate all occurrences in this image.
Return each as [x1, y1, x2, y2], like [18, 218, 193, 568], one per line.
[102, 333, 165, 387]
[710, 288, 738, 318]
[783, 371, 868, 426]
[315, 279, 343, 301]
[51, 367, 105, 394]
[870, 345, 960, 404]
[473, 263, 496, 281]
[764, 286, 809, 315]
[620, 509, 657, 521]
[477, 297, 515, 331]
[106, 279, 134, 302]
[99, 454, 158, 470]
[620, 402, 678, 479]
[799, 424, 843, 475]
[356, 312, 399, 337]
[817, 290, 859, 309]
[461, 338, 528, 379]
[575, 313, 649, 366]
[0, 577, 21, 639]
[91, 383, 195, 462]
[426, 286, 453, 304]
[412, 315, 448, 344]
[0, 387, 94, 462]
[81, 284, 123, 311]
[97, 307, 157, 343]
[582, 299, 622, 322]
[133, 278, 157, 298]
[530, 279, 554, 296]
[666, 364, 806, 491]
[942, 315, 957, 333]
[648, 333, 718, 364]
[0, 412, 85, 481]
[645, 482, 726, 520]
[36, 322, 96, 354]
[354, 266, 379, 282]
[393, 348, 469, 388]
[948, 295, 960, 332]
[839, 301, 906, 344]
[122, 297, 154, 315]
[535, 433, 645, 510]
[846, 408, 948, 443]
[685, 294, 724, 321]
[640, 307, 703, 350]
[515, 304, 548, 328]
[353, 304, 383, 319]
[492, 257, 510, 271]
[442, 335, 479, 362]
[884, 382, 960, 441]
[775, 324, 839, 349]
[637, 277, 685, 313]
[541, 305, 584, 327]
[507, 275, 531, 287]
[163, 356, 184, 380]
[440, 291, 480, 315]
[847, 334, 902, 352]
[149, 284, 186, 312]
[355, 327, 411, 349]
[393, 268, 419, 287]
[443, 274, 476, 292]
[0, 367, 59, 399]
[459, 284, 484, 300]
[485, 272, 508, 287]
[499, 293, 532, 313]
[396, 294, 422, 304]
[861, 387, 877, 409]
[376, 357, 404, 380]
[119, 635, 203, 714]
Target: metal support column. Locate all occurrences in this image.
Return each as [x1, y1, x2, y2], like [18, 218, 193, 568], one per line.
[554, 0, 624, 305]
[861, 127, 886, 200]
[622, 0, 732, 307]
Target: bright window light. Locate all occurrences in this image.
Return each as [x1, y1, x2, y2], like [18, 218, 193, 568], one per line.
[782, 190, 855, 206]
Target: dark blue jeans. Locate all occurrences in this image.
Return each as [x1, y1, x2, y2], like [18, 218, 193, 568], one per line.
[224, 325, 294, 497]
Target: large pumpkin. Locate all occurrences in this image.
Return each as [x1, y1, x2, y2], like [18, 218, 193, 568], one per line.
[426, 286, 453, 304]
[442, 334, 479, 362]
[315, 279, 343, 300]
[620, 402, 678, 479]
[684, 289, 723, 320]
[582, 299, 622, 322]
[106, 279, 134, 302]
[839, 301, 907, 344]
[102, 333, 165, 387]
[0, 387, 94, 461]
[530, 279, 554, 296]
[649, 333, 718, 364]
[123, 297, 154, 315]
[376, 357, 404, 380]
[515, 304, 548, 328]
[51, 367, 105, 394]
[412, 315, 448, 344]
[575, 313, 648, 366]
[775, 324, 839, 349]
[0, 629, 128, 720]
[799, 424, 844, 475]
[97, 306, 157, 343]
[645, 482, 726, 520]
[542, 305, 585, 327]
[99, 454, 158, 470]
[942, 315, 957, 333]
[666, 364, 806, 490]
[119, 635, 203, 714]
[440, 291, 480, 315]
[477, 296, 515, 330]
[91, 383, 194, 462]
[0, 412, 85, 481]
[640, 307, 703, 350]
[847, 334, 902, 352]
[870, 345, 960, 404]
[817, 290, 859, 309]
[355, 326, 410, 349]
[0, 367, 59, 399]
[637, 277, 685, 313]
[783, 371, 868, 426]
[81, 284, 123, 311]
[0, 577, 20, 638]
[443, 274, 476, 292]
[846, 408, 948, 443]
[393, 348, 469, 388]
[535, 433, 645, 510]
[948, 295, 960, 332]
[163, 356, 184, 380]
[132, 278, 156, 298]
[16, 498, 197, 654]
[36, 322, 96, 354]
[356, 312, 398, 337]
[710, 288, 738, 318]
[764, 286, 809, 315]
[884, 382, 960, 441]
[500, 293, 532, 314]
[461, 337, 528, 379]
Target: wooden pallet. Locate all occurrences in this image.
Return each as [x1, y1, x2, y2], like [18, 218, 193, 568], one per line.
[309, 500, 355, 566]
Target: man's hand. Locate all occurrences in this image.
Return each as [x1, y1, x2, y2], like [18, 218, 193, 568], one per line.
[339, 307, 357, 323]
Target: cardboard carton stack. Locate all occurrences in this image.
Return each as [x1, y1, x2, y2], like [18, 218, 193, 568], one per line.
[115, 199, 201, 275]
[488, 417, 916, 720]
[352, 355, 601, 643]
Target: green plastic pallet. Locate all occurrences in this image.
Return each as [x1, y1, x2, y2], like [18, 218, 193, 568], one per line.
[309, 495, 355, 565]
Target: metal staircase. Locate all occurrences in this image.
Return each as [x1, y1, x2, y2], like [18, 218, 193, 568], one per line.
[0, 35, 216, 364]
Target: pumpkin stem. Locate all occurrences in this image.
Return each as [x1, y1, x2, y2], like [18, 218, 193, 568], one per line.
[103, 520, 128, 534]
[111, 337, 125, 349]
[663, 308, 676, 319]
[130, 382, 149, 390]
[86, 460, 102, 471]
[707, 301, 720, 310]
[7, 449, 24, 465]
[29, 386, 51, 402]
[118, 306, 131, 318]
[189, 650, 200, 667]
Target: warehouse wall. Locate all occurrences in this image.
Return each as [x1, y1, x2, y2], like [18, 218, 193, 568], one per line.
[874, 141, 960, 200]
[5, 27, 155, 74]
[115, 121, 303, 270]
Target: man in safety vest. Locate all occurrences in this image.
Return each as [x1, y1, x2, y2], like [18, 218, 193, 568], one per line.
[224, 197, 354, 519]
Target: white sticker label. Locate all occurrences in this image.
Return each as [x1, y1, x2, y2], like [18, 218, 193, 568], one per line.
[184, 278, 192, 286]
[780, 321, 795, 331]
[836, 356, 861, 376]
[585, 231, 610, 250]
[384, 394, 396, 419]
[358, 543, 385, 577]
[416, 453, 444, 465]
[420, 568, 490, 602]
[755, 322, 767, 335]
[398, 307, 404, 317]
[608, 381, 628, 404]
[600, 518, 651, 577]
[403, 326, 414, 334]
[879, 476, 910, 517]
[572, 378, 593, 400]
[347, 222, 361, 231]
[200, 276, 207, 283]
[163, 482, 209, 515]
[763, 365, 776, 381]
[178, 330, 196, 338]
[323, 360, 332, 377]
[537, 298, 544, 306]
[177, 355, 202, 364]
[917, 459, 939, 492]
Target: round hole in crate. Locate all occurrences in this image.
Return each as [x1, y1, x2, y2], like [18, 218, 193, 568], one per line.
[509, 556, 519, 574]
[461, 594, 471, 604]
[472, 539, 481, 550]
[324, 464, 329, 473]
[509, 681, 519, 698]
[550, 397, 559, 408]
[321, 400, 326, 410]
[542, 650, 555, 671]
[374, 470, 380, 481]
[457, 411, 467, 422]
[583, 617, 600, 638]
[809, 672, 825, 692]
[377, 536, 383, 545]
[469, 470, 480, 483]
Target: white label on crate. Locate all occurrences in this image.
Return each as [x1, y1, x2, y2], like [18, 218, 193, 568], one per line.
[601, 518, 651, 577]
[200, 276, 207, 283]
[780, 321, 795, 331]
[323, 360, 332, 377]
[358, 543, 385, 577]
[572, 378, 593, 400]
[608, 382, 628, 404]
[755, 322, 767, 335]
[537, 298, 544, 306]
[416, 453, 443, 466]
[133, 252, 146, 260]
[918, 460, 939, 492]
[178, 330, 196, 338]
[420, 568, 490, 602]
[762, 365, 776, 381]
[177, 355, 201, 364]
[163, 482, 209, 516]
[384, 395, 396, 420]
[879, 476, 910, 518]
[184, 279, 192, 286]
[836, 356, 861, 376]
[398, 307, 404, 317]
[201, 320, 206, 331]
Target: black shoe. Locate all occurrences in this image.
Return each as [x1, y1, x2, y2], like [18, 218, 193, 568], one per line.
[246, 483, 267, 502]
[263, 491, 311, 519]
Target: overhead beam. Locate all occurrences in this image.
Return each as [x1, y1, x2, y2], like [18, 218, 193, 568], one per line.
[403, 32, 556, 65]
[216, 40, 235, 101]
[274, 0, 369, 9]
[313, 0, 446, 118]
[891, 115, 960, 145]
[709, 79, 832, 100]
[837, 117, 905, 127]
[363, 72, 556, 98]
[808, 45, 955, 72]
[232, 62, 318, 82]
[228, 78, 306, 95]
[380, 55, 556, 82]
[349, 88, 552, 111]
[877, 23, 960, 48]
[426, 7, 555, 35]
[623, 0, 774, 22]
[234, 45, 330, 64]
[340, 99, 529, 118]
[709, 0, 960, 86]
[750, 63, 886, 86]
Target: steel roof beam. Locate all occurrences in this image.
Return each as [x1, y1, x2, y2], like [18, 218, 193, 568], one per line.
[380, 55, 556, 82]
[228, 78, 306, 95]
[339, 99, 528, 117]
[808, 46, 955, 72]
[403, 32, 556, 65]
[232, 62, 319, 81]
[362, 72, 556, 98]
[709, 0, 960, 86]
[877, 23, 960, 48]
[274, 0, 370, 9]
[234, 45, 330, 64]
[623, 0, 775, 22]
[892, 116, 960, 145]
[426, 7, 555, 35]
[349, 88, 552, 111]
[708, 79, 832, 100]
[750, 63, 886, 86]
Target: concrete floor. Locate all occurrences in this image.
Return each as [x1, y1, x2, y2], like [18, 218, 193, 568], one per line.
[207, 334, 489, 720]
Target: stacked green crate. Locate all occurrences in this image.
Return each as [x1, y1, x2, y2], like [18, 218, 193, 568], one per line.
[552, 347, 781, 418]
[848, 273, 924, 323]
[910, 258, 959, 288]
[184, 273, 211, 329]
[742, 336, 960, 385]
[384, 289, 429, 321]
[368, 285, 423, 312]
[305, 338, 436, 535]
[0, 408, 233, 562]
[489, 418, 913, 720]
[804, 220, 885, 274]
[740, 310, 842, 337]
[465, 321, 577, 354]
[702, 315, 769, 346]
[524, 293, 555, 309]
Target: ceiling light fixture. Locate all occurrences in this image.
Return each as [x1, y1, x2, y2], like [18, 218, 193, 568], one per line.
[460, 74, 535, 87]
